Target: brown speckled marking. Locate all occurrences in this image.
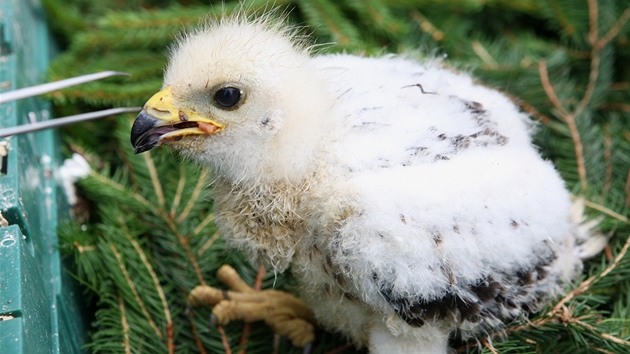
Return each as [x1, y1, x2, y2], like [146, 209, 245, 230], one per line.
[179, 110, 189, 121]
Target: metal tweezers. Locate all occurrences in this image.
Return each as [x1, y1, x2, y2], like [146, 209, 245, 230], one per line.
[0, 71, 141, 138]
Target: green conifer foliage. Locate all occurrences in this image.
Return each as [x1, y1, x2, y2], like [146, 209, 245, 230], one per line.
[45, 0, 630, 353]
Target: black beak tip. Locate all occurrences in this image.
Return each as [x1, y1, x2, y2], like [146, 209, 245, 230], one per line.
[131, 109, 161, 153]
[133, 142, 158, 154]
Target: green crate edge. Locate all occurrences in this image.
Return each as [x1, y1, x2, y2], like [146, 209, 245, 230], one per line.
[1, 0, 88, 353]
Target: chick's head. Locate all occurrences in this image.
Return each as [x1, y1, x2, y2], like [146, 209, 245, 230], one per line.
[131, 16, 331, 183]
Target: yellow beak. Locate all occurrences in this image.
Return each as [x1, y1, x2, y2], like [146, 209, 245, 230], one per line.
[130, 86, 224, 154]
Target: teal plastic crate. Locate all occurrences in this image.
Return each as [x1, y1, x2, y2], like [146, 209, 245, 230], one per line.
[0, 0, 87, 353]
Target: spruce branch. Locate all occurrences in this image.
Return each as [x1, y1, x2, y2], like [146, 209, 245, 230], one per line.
[144, 152, 167, 208]
[550, 235, 630, 316]
[603, 124, 613, 200]
[471, 40, 499, 69]
[501, 235, 630, 351]
[188, 313, 208, 354]
[574, 319, 630, 347]
[577, 0, 603, 117]
[172, 223, 208, 286]
[119, 218, 174, 345]
[198, 231, 221, 255]
[118, 291, 132, 354]
[539, 59, 588, 192]
[236, 265, 267, 354]
[583, 199, 629, 223]
[410, 10, 445, 42]
[537, 0, 630, 194]
[456, 234, 630, 353]
[109, 242, 163, 339]
[171, 165, 187, 217]
[177, 168, 210, 224]
[218, 325, 233, 354]
[195, 214, 217, 237]
[538, 60, 569, 117]
[49, 1, 630, 353]
[88, 170, 155, 212]
[597, 6, 630, 49]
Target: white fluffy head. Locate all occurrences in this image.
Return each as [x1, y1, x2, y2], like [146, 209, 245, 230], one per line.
[162, 13, 332, 184]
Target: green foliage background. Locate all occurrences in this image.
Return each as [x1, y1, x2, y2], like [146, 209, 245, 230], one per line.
[44, 0, 630, 353]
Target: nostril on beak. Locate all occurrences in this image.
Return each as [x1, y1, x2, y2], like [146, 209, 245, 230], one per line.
[146, 106, 174, 120]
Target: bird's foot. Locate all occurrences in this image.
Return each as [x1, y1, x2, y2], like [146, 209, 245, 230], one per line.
[188, 264, 316, 347]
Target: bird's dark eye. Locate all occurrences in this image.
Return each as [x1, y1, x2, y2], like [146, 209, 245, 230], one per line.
[214, 87, 242, 109]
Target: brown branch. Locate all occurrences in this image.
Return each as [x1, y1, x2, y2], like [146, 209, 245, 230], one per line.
[110, 243, 163, 338]
[410, 10, 445, 41]
[567, 111, 588, 192]
[89, 170, 154, 212]
[119, 218, 175, 352]
[457, 236, 630, 352]
[605, 244, 614, 261]
[602, 103, 630, 112]
[549, 234, 630, 316]
[143, 152, 165, 208]
[73, 242, 96, 253]
[176, 168, 210, 224]
[575, 320, 630, 346]
[587, 0, 599, 46]
[592, 346, 617, 354]
[187, 311, 208, 354]
[167, 218, 208, 286]
[237, 326, 252, 353]
[236, 265, 267, 354]
[218, 325, 233, 354]
[538, 60, 568, 116]
[197, 231, 221, 255]
[597, 6, 630, 49]
[575, 45, 600, 117]
[583, 199, 629, 223]
[536, 2, 630, 194]
[194, 212, 216, 236]
[538, 60, 588, 191]
[118, 291, 132, 354]
[602, 124, 612, 202]
[254, 265, 266, 291]
[518, 98, 552, 126]
[471, 40, 499, 68]
[171, 164, 187, 218]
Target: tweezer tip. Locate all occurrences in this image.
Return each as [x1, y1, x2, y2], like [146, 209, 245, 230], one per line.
[105, 71, 132, 77]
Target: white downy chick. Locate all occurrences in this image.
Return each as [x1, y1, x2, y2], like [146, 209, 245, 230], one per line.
[130, 13, 601, 354]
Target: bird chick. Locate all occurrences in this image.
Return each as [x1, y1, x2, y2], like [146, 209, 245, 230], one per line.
[131, 13, 601, 354]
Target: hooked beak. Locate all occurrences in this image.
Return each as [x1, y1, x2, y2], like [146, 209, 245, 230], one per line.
[131, 86, 224, 154]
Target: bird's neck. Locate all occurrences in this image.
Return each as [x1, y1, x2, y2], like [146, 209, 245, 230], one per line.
[211, 173, 317, 272]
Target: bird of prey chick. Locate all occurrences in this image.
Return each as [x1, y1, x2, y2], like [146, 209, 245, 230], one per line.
[130, 12, 602, 354]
